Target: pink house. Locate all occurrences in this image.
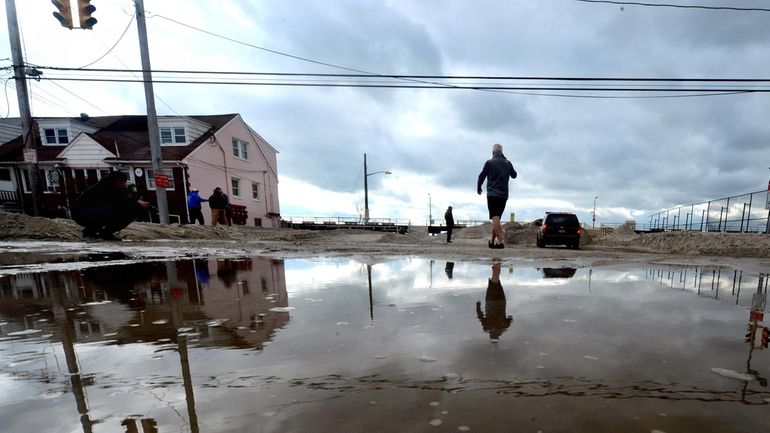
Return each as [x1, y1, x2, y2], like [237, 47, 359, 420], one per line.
[0, 113, 281, 226]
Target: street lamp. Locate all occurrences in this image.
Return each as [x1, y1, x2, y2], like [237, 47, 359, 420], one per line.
[363, 153, 391, 223]
[592, 196, 598, 228]
[428, 193, 432, 224]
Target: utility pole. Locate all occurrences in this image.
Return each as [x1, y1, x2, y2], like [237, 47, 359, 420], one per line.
[364, 153, 369, 223]
[5, 0, 41, 215]
[135, 0, 169, 224]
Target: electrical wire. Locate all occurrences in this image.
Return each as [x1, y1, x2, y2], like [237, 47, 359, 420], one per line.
[32, 76, 770, 93]
[34, 66, 770, 82]
[571, 0, 770, 12]
[77, 14, 135, 69]
[147, 12, 462, 92]
[44, 79, 107, 114]
[3, 78, 12, 117]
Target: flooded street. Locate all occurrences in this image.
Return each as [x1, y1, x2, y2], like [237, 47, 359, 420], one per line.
[1, 257, 768, 433]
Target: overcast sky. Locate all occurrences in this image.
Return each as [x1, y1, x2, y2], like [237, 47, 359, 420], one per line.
[2, 0, 770, 225]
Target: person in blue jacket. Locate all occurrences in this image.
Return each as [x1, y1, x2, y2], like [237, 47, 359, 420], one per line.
[477, 143, 517, 249]
[187, 188, 208, 225]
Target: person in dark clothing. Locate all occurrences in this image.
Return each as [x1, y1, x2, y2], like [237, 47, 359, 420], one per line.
[72, 171, 150, 240]
[444, 205, 454, 243]
[477, 143, 517, 249]
[208, 187, 229, 225]
[187, 188, 207, 225]
[476, 260, 512, 341]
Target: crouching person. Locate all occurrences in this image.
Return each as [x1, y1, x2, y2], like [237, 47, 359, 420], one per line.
[72, 171, 150, 240]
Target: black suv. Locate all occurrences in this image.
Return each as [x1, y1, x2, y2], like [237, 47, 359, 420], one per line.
[535, 212, 581, 249]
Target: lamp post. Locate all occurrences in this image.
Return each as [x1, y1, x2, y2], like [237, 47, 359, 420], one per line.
[363, 153, 391, 223]
[592, 196, 598, 228]
[428, 193, 432, 224]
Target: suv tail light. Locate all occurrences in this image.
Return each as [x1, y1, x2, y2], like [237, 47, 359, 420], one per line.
[577, 227, 582, 236]
[542, 223, 547, 233]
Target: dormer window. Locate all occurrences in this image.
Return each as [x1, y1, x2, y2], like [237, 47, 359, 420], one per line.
[160, 126, 187, 145]
[44, 128, 68, 145]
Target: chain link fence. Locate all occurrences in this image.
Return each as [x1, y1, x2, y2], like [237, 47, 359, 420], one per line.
[644, 189, 770, 234]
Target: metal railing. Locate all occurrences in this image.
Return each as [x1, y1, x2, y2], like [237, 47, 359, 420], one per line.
[646, 189, 770, 234]
[281, 216, 411, 232]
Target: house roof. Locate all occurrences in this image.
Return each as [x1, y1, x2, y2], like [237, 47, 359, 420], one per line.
[0, 114, 240, 164]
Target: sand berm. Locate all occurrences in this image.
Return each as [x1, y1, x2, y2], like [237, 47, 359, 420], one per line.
[1, 212, 769, 264]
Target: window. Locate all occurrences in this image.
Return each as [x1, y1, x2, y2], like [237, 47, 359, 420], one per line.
[231, 178, 241, 197]
[44, 128, 68, 145]
[145, 168, 175, 191]
[0, 168, 11, 182]
[251, 182, 260, 200]
[159, 126, 186, 145]
[44, 169, 60, 193]
[232, 138, 249, 159]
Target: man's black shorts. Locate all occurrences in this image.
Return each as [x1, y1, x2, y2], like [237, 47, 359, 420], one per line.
[487, 196, 507, 219]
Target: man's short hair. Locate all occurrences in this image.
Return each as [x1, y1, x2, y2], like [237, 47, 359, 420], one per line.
[492, 143, 503, 153]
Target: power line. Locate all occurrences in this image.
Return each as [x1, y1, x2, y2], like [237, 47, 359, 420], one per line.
[32, 76, 770, 93]
[35, 66, 770, 83]
[571, 0, 770, 12]
[148, 13, 458, 92]
[77, 13, 135, 69]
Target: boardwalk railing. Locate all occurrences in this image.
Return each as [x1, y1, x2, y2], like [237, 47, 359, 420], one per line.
[645, 189, 770, 234]
[426, 219, 486, 235]
[281, 216, 411, 233]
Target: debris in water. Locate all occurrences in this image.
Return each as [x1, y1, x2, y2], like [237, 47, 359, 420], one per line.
[710, 368, 756, 382]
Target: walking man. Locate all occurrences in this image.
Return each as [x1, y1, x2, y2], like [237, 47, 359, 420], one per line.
[187, 188, 207, 225]
[444, 205, 454, 243]
[477, 143, 517, 249]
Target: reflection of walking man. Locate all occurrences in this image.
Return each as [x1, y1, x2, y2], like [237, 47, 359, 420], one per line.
[476, 260, 513, 340]
[477, 143, 517, 249]
[444, 206, 454, 243]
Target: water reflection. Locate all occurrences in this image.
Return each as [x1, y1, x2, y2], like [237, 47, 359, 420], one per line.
[476, 260, 512, 340]
[540, 267, 577, 279]
[0, 257, 286, 432]
[1, 259, 769, 432]
[444, 262, 455, 279]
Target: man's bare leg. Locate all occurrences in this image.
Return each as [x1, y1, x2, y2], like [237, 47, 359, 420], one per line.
[492, 216, 503, 245]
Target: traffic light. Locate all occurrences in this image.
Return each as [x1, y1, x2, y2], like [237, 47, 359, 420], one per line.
[761, 326, 769, 349]
[51, 0, 73, 29]
[77, 0, 97, 29]
[745, 323, 756, 344]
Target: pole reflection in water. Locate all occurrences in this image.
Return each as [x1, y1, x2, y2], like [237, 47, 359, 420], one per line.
[52, 284, 94, 433]
[367, 264, 373, 321]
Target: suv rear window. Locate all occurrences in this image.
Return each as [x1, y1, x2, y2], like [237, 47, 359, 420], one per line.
[546, 214, 579, 226]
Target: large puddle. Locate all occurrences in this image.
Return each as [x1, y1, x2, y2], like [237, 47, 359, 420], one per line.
[0, 258, 768, 433]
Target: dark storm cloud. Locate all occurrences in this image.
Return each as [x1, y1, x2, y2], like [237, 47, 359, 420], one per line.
[7, 0, 770, 222]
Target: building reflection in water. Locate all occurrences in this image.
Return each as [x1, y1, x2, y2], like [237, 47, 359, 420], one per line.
[0, 257, 287, 432]
[476, 260, 512, 341]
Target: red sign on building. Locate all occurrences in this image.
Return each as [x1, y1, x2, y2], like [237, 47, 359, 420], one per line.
[154, 173, 169, 188]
